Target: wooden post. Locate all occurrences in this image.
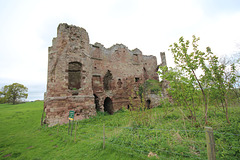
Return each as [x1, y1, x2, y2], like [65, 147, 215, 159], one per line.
[40, 106, 45, 126]
[103, 123, 105, 149]
[71, 120, 74, 136]
[57, 120, 59, 135]
[74, 121, 77, 142]
[68, 120, 70, 135]
[205, 127, 216, 160]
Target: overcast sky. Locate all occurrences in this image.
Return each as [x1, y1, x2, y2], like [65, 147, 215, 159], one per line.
[0, 0, 240, 101]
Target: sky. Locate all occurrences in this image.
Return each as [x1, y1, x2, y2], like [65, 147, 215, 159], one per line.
[0, 0, 240, 101]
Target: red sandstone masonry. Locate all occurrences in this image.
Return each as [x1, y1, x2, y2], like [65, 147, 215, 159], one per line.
[44, 23, 163, 126]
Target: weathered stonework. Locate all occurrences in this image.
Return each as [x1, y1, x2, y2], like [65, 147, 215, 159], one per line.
[44, 23, 165, 126]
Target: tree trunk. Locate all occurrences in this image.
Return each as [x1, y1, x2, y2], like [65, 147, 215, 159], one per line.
[191, 96, 196, 122]
[13, 96, 16, 105]
[220, 99, 225, 112]
[192, 70, 208, 124]
[224, 95, 230, 124]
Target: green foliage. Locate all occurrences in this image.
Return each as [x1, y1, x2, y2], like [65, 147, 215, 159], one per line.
[159, 35, 239, 125]
[158, 66, 200, 124]
[146, 79, 162, 94]
[129, 90, 149, 127]
[0, 83, 28, 104]
[0, 91, 7, 104]
[138, 79, 162, 102]
[202, 55, 238, 123]
[167, 35, 212, 124]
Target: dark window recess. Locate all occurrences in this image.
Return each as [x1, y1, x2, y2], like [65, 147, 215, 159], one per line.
[133, 54, 138, 62]
[68, 62, 82, 90]
[117, 79, 122, 88]
[94, 94, 100, 111]
[92, 44, 100, 48]
[103, 70, 113, 90]
[135, 77, 140, 82]
[146, 99, 151, 109]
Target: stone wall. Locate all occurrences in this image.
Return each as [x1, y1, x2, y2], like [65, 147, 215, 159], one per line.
[44, 23, 164, 126]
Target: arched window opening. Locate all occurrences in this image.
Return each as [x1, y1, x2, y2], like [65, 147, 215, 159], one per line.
[68, 62, 82, 90]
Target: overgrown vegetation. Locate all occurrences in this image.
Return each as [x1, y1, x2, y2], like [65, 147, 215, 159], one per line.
[1, 100, 239, 159]
[158, 35, 239, 126]
[138, 79, 162, 100]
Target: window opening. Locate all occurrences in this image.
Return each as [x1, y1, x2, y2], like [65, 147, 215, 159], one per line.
[94, 94, 100, 111]
[103, 70, 113, 90]
[68, 62, 82, 90]
[117, 79, 122, 88]
[135, 77, 140, 82]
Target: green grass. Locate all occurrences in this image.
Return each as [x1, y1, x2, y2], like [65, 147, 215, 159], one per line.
[0, 102, 240, 159]
[0, 102, 141, 160]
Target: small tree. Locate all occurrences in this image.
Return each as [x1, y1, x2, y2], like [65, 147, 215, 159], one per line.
[1, 83, 28, 104]
[158, 66, 200, 125]
[169, 35, 212, 124]
[219, 53, 240, 103]
[206, 55, 237, 124]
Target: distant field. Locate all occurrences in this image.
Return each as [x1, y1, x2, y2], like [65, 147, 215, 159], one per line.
[0, 102, 239, 159]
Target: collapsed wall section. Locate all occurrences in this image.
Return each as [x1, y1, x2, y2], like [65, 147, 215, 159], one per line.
[90, 43, 160, 112]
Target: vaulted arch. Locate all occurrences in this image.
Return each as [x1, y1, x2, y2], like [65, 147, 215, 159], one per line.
[104, 97, 114, 114]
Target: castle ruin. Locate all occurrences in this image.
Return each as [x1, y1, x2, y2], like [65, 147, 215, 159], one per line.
[44, 23, 166, 126]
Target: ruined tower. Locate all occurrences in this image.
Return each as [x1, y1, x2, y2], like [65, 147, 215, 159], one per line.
[44, 23, 161, 126]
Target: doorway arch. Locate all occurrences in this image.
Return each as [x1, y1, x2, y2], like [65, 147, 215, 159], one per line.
[93, 94, 100, 111]
[146, 99, 151, 109]
[104, 97, 114, 114]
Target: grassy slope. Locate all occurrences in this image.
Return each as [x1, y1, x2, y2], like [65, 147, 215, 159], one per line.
[0, 102, 239, 159]
[0, 102, 140, 160]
